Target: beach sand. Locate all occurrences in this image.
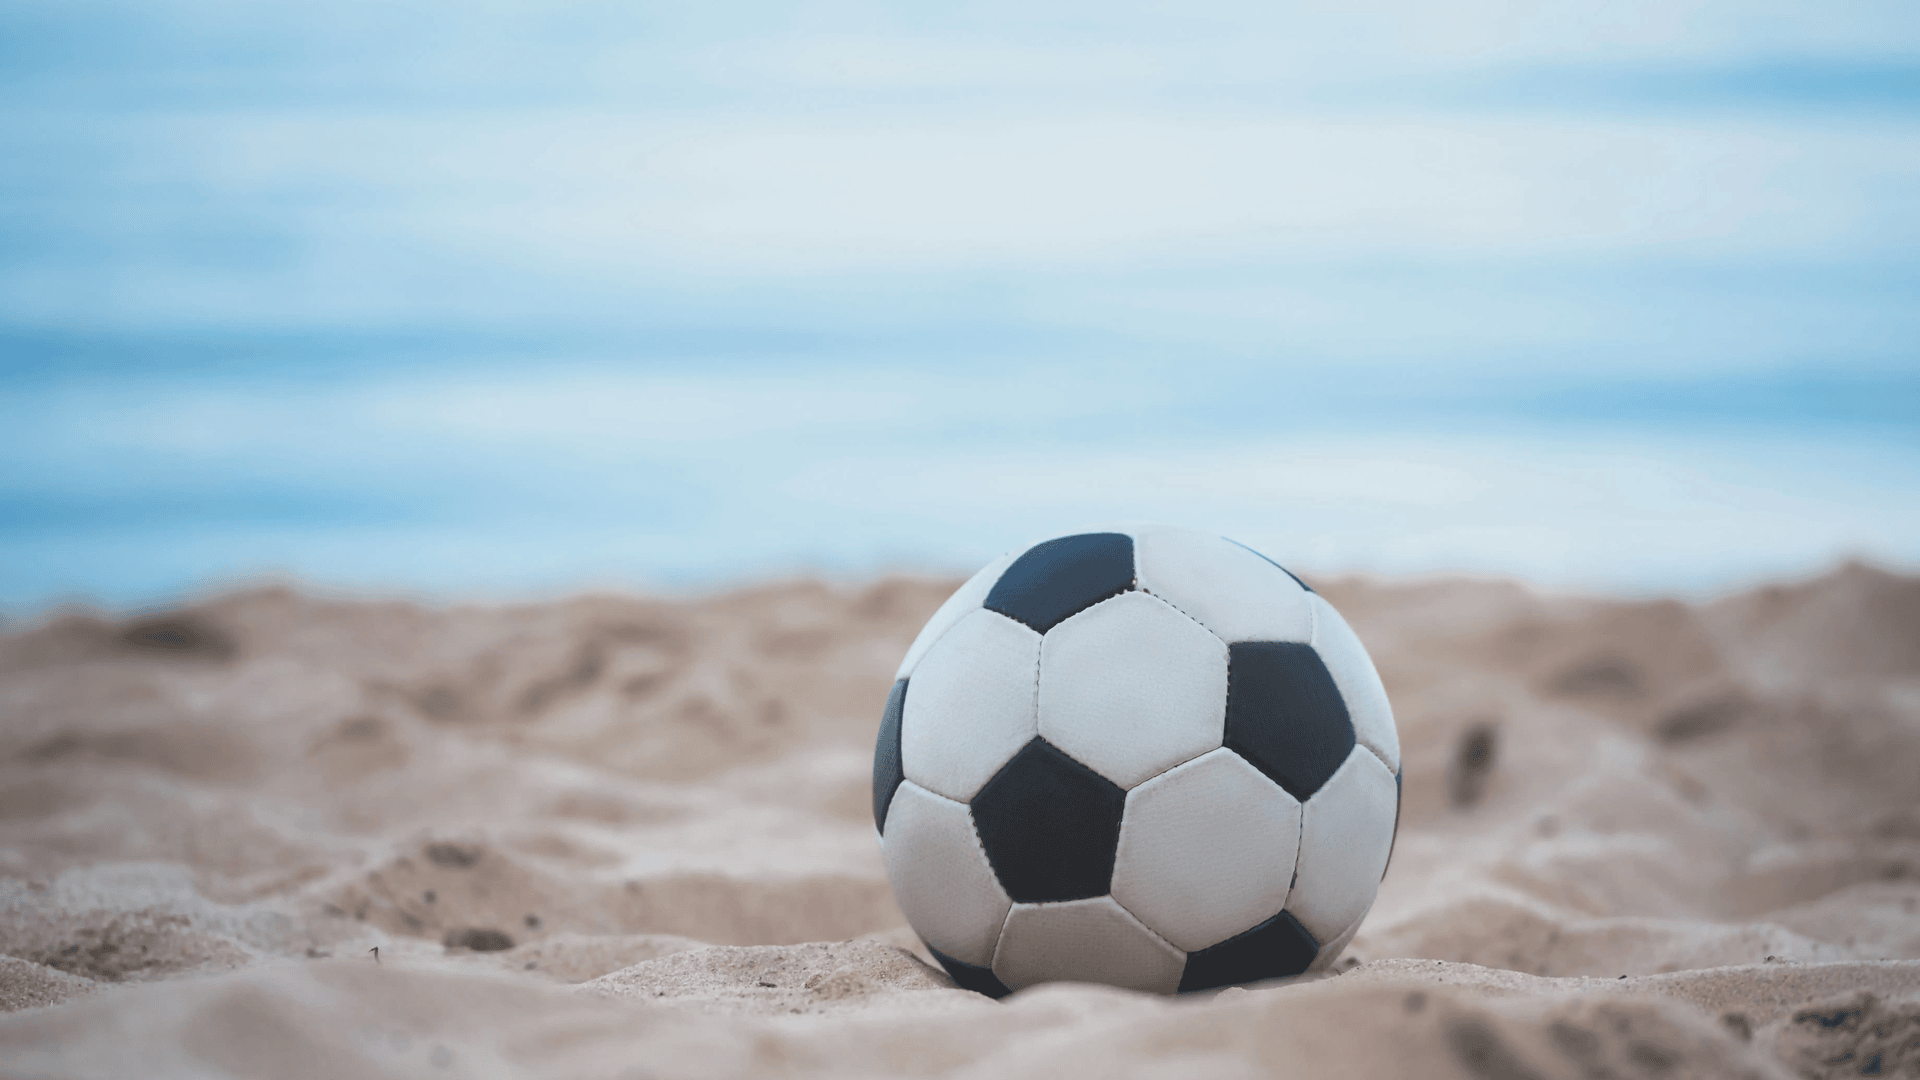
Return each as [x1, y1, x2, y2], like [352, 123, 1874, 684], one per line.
[2, 563, 1916, 1078]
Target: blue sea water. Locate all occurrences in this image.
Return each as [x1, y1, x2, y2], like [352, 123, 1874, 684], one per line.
[3, 1, 1918, 611]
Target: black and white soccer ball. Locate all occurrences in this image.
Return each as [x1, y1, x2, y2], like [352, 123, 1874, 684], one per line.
[872, 525, 1400, 996]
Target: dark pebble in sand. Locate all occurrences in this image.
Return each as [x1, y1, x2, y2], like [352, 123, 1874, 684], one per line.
[443, 927, 515, 952]
[1448, 721, 1500, 808]
[424, 842, 483, 869]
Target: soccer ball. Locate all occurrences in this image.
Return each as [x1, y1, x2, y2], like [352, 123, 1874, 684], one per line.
[872, 525, 1400, 996]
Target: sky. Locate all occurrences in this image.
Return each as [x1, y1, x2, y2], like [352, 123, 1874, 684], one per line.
[2, 0, 1918, 611]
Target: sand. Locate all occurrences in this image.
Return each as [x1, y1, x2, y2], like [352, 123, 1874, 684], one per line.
[1, 562, 1916, 1078]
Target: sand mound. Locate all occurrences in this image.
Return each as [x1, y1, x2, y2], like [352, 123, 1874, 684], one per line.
[1706, 561, 1920, 690]
[581, 939, 954, 1014]
[12, 950, 1910, 1078]
[0, 954, 98, 1012]
[1, 563, 1915, 1076]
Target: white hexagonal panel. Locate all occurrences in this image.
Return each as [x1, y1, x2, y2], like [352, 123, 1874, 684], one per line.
[896, 552, 1017, 680]
[993, 895, 1186, 995]
[1036, 591, 1228, 790]
[1285, 746, 1398, 945]
[880, 780, 1012, 968]
[1307, 594, 1399, 772]
[901, 608, 1042, 802]
[1305, 915, 1363, 974]
[1135, 529, 1313, 645]
[1109, 747, 1302, 952]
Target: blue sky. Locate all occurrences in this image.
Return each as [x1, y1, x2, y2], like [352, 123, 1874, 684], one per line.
[3, 0, 1918, 610]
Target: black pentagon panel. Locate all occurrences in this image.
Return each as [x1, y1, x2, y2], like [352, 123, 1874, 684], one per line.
[1224, 537, 1314, 593]
[984, 532, 1135, 633]
[1177, 909, 1320, 993]
[928, 944, 1012, 999]
[971, 737, 1126, 903]
[872, 679, 908, 833]
[1224, 642, 1356, 801]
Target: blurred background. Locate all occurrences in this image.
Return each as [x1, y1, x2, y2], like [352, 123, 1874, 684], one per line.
[3, 0, 1917, 612]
